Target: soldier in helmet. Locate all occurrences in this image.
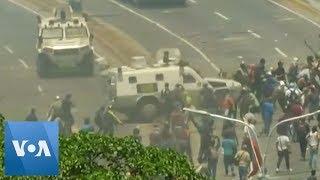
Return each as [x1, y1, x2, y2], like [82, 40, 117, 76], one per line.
[102, 105, 123, 136]
[47, 95, 62, 121]
[60, 94, 75, 135]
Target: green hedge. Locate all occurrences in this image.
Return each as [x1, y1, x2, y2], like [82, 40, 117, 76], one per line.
[0, 114, 204, 179]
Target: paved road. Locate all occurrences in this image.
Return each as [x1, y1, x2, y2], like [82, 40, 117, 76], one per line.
[2, 0, 320, 179]
[0, 0, 107, 130]
[81, 0, 320, 179]
[83, 0, 320, 75]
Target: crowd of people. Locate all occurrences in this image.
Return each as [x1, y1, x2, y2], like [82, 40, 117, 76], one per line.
[25, 94, 123, 136]
[147, 55, 320, 179]
[23, 55, 320, 179]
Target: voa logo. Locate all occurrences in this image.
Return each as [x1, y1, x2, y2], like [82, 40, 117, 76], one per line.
[5, 121, 59, 176]
[12, 140, 51, 157]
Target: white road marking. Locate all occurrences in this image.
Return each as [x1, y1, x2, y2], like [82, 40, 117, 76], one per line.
[4, 46, 14, 54]
[214, 11, 230, 21]
[7, 0, 41, 16]
[285, 33, 288, 37]
[109, 0, 220, 71]
[278, 17, 295, 21]
[275, 47, 288, 58]
[247, 30, 262, 39]
[222, 36, 247, 41]
[238, 56, 243, 59]
[274, 39, 278, 42]
[187, 0, 197, 4]
[267, 0, 320, 28]
[18, 58, 30, 69]
[37, 85, 43, 93]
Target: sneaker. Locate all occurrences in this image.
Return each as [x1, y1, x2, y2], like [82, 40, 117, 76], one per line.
[276, 168, 279, 173]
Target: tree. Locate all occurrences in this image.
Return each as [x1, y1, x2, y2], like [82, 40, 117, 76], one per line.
[0, 114, 204, 179]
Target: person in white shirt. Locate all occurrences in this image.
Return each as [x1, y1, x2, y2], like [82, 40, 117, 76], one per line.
[306, 126, 320, 171]
[275, 133, 292, 173]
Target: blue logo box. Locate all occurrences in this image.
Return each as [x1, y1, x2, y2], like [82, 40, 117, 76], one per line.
[4, 121, 59, 176]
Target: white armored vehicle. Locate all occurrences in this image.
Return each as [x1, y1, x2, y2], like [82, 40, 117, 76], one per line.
[101, 49, 241, 119]
[36, 6, 94, 77]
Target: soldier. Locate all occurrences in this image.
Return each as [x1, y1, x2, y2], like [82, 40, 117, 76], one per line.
[60, 94, 75, 135]
[94, 105, 106, 133]
[103, 105, 123, 136]
[160, 82, 173, 117]
[191, 116, 214, 163]
[25, 107, 38, 121]
[47, 96, 61, 121]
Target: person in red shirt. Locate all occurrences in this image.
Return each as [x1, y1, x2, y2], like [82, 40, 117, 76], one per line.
[288, 99, 304, 142]
[221, 93, 236, 118]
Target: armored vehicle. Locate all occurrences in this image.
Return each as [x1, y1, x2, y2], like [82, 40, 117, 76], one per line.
[36, 6, 94, 77]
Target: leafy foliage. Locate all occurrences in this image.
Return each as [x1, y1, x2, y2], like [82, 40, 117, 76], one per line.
[0, 114, 204, 179]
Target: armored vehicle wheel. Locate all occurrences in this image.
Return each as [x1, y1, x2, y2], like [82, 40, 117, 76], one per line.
[137, 97, 159, 121]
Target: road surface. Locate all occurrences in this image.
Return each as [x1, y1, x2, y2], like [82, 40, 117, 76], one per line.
[83, 0, 320, 75]
[0, 0, 107, 130]
[2, 0, 320, 179]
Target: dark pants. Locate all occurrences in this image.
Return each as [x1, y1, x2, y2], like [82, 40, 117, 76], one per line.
[177, 139, 192, 162]
[198, 137, 209, 163]
[277, 149, 290, 170]
[298, 137, 307, 159]
[239, 166, 248, 180]
[208, 159, 218, 178]
[223, 155, 234, 175]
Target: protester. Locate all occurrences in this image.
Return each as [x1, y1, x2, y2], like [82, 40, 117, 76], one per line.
[275, 132, 292, 173]
[103, 105, 123, 136]
[234, 144, 251, 180]
[306, 126, 320, 171]
[222, 133, 237, 176]
[307, 170, 317, 180]
[273, 61, 286, 81]
[296, 119, 310, 161]
[149, 124, 161, 147]
[207, 135, 220, 178]
[80, 117, 94, 133]
[25, 107, 38, 121]
[287, 58, 299, 83]
[261, 97, 274, 136]
[133, 126, 142, 143]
